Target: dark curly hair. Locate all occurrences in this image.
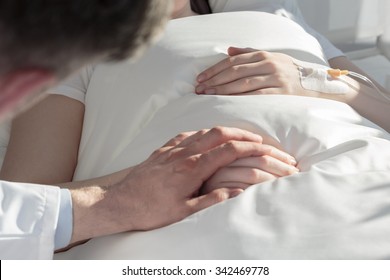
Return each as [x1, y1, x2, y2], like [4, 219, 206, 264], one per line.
[0, 0, 171, 76]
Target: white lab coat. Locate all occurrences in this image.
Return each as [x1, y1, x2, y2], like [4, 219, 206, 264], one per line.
[0, 181, 60, 259]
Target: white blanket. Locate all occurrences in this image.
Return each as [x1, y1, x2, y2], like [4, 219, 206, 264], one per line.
[56, 12, 390, 259]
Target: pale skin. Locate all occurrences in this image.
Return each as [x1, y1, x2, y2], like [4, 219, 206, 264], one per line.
[0, 0, 299, 248]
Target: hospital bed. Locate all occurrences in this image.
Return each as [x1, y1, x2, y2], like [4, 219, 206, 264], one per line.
[51, 0, 390, 260]
[1, 0, 390, 260]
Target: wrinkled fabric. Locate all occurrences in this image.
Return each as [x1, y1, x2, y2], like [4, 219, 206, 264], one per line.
[0, 181, 60, 259]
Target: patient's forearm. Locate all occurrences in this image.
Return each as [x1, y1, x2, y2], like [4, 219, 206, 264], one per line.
[329, 56, 390, 133]
[347, 80, 390, 133]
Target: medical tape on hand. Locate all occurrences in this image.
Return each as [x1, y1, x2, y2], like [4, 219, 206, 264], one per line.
[293, 59, 350, 94]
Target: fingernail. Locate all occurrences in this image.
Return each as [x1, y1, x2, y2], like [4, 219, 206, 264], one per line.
[204, 88, 216, 95]
[197, 73, 207, 82]
[292, 167, 300, 173]
[196, 85, 206, 94]
[287, 166, 300, 175]
[289, 157, 297, 166]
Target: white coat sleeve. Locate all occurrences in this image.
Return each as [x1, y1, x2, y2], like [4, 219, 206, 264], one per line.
[0, 181, 61, 259]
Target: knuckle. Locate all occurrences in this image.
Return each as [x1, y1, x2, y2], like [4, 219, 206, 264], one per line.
[228, 56, 238, 65]
[247, 168, 260, 181]
[265, 61, 278, 73]
[198, 152, 211, 166]
[189, 139, 202, 152]
[164, 149, 177, 161]
[197, 128, 209, 136]
[174, 132, 190, 142]
[255, 50, 268, 60]
[211, 126, 226, 137]
[211, 189, 229, 203]
[150, 147, 165, 159]
[175, 132, 187, 138]
[259, 155, 273, 166]
[185, 155, 200, 168]
[223, 140, 239, 153]
[231, 65, 241, 73]
[261, 145, 274, 155]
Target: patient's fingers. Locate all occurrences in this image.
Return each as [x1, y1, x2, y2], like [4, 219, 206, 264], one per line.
[196, 62, 274, 94]
[196, 49, 300, 96]
[229, 156, 299, 176]
[202, 167, 277, 194]
[211, 166, 277, 185]
[197, 50, 268, 83]
[192, 140, 281, 182]
[186, 188, 244, 211]
[230, 145, 297, 166]
[227, 46, 257, 56]
[200, 75, 280, 95]
[201, 154, 299, 195]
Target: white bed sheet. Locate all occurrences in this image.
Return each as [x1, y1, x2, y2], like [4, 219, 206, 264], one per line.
[55, 12, 390, 259]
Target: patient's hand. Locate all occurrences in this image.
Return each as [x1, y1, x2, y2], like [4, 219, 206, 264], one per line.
[196, 47, 308, 96]
[201, 144, 299, 194]
[195, 48, 390, 134]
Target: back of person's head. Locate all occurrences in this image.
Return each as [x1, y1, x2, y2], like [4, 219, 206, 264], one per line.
[0, 0, 171, 77]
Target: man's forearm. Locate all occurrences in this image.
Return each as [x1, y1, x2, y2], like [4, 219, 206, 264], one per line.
[69, 184, 134, 244]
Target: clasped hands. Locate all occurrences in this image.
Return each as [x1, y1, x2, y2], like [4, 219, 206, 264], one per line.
[115, 127, 298, 232]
